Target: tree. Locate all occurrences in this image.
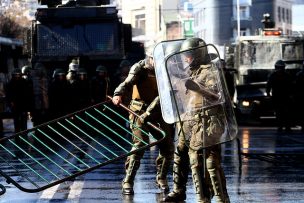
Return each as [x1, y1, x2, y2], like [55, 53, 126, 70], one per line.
[0, 14, 25, 39]
[0, 1, 31, 39]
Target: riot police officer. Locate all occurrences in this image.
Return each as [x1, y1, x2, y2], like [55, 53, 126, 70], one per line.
[91, 65, 110, 104]
[74, 68, 91, 110]
[112, 48, 174, 195]
[163, 38, 230, 203]
[21, 65, 35, 119]
[31, 63, 50, 126]
[6, 68, 31, 133]
[266, 60, 293, 132]
[48, 68, 69, 119]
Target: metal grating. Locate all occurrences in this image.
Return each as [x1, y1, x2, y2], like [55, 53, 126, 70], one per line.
[36, 23, 119, 57]
[0, 101, 165, 194]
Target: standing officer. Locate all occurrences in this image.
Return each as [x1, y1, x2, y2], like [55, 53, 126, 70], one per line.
[48, 68, 70, 119]
[221, 59, 235, 99]
[6, 68, 31, 133]
[266, 60, 293, 132]
[163, 38, 230, 203]
[74, 68, 91, 110]
[91, 65, 110, 104]
[112, 48, 174, 195]
[21, 65, 35, 121]
[31, 63, 50, 126]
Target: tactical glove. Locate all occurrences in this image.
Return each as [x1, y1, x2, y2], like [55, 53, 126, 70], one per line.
[139, 111, 150, 123]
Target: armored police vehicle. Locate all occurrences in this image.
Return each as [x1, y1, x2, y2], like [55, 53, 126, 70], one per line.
[232, 30, 304, 123]
[29, 0, 144, 77]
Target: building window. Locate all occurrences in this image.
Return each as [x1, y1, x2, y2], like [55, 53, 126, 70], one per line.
[278, 6, 281, 22]
[240, 28, 247, 36]
[234, 5, 249, 20]
[240, 6, 248, 19]
[286, 9, 289, 23]
[135, 14, 145, 33]
[282, 7, 285, 22]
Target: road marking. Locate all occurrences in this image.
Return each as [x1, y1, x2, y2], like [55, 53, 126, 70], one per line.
[67, 180, 85, 200]
[39, 184, 60, 199]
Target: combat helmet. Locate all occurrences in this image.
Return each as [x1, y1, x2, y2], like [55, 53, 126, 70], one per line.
[274, 60, 285, 70]
[180, 37, 209, 66]
[21, 65, 31, 75]
[77, 68, 87, 75]
[119, 60, 131, 68]
[52, 68, 66, 78]
[96, 65, 108, 73]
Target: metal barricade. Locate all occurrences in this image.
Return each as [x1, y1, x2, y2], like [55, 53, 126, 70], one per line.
[0, 100, 166, 195]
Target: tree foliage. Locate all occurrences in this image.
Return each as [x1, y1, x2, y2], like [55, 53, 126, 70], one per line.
[0, 14, 26, 39]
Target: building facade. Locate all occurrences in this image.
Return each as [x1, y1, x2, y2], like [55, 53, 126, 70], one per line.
[120, 0, 184, 47]
[192, 0, 293, 46]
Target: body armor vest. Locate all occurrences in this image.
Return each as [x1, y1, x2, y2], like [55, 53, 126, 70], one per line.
[132, 70, 158, 104]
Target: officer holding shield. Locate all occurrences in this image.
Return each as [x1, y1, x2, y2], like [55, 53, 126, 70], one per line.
[163, 38, 230, 203]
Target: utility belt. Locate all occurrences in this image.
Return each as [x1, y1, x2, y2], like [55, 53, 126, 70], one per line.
[129, 99, 148, 112]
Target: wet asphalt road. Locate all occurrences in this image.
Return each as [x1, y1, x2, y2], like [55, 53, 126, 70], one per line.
[0, 119, 303, 203]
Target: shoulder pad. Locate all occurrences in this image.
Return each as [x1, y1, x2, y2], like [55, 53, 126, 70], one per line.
[129, 60, 145, 75]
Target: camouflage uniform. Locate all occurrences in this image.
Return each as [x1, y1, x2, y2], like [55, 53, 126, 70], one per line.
[164, 38, 230, 203]
[185, 65, 229, 203]
[113, 59, 174, 195]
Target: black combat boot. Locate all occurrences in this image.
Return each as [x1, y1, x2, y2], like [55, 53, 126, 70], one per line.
[162, 148, 189, 202]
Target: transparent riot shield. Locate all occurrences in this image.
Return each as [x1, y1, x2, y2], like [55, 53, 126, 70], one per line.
[154, 39, 238, 148]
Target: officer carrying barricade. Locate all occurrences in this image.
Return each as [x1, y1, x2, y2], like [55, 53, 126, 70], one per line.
[153, 38, 238, 203]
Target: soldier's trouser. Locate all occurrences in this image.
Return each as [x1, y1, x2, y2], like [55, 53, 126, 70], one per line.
[206, 145, 230, 203]
[154, 121, 174, 190]
[13, 111, 28, 133]
[122, 114, 147, 190]
[171, 143, 189, 194]
[123, 113, 174, 191]
[189, 149, 212, 203]
[123, 154, 141, 187]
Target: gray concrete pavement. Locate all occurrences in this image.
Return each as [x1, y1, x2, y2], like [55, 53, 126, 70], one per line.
[0, 119, 303, 202]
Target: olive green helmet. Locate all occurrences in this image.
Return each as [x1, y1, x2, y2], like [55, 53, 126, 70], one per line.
[180, 38, 206, 51]
[119, 60, 131, 68]
[34, 62, 45, 70]
[180, 37, 209, 66]
[77, 68, 87, 75]
[52, 68, 66, 78]
[96, 65, 108, 73]
[21, 65, 31, 75]
[274, 60, 285, 70]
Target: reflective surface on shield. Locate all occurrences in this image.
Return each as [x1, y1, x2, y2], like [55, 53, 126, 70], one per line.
[153, 40, 183, 124]
[154, 40, 238, 148]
